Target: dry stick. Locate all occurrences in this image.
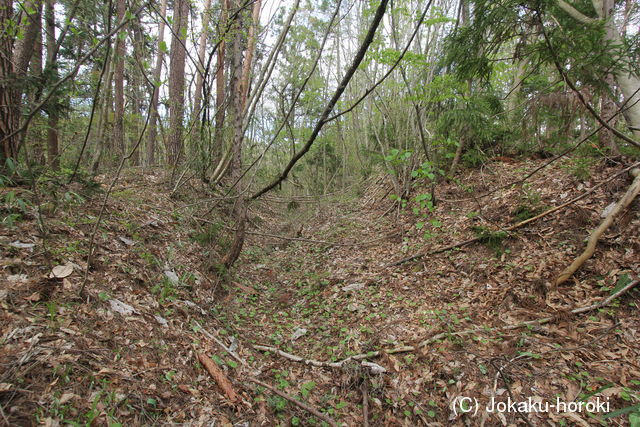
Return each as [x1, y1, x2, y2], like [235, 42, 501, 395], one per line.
[198, 214, 401, 247]
[242, 229, 400, 247]
[195, 324, 336, 426]
[198, 353, 239, 403]
[247, 377, 339, 427]
[362, 381, 369, 427]
[193, 320, 251, 370]
[255, 280, 638, 370]
[254, 344, 414, 372]
[556, 168, 640, 285]
[388, 162, 640, 266]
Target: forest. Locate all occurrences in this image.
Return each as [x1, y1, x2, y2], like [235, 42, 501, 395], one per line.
[1, 0, 639, 424]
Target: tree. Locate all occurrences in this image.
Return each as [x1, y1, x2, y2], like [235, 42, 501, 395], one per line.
[113, 0, 127, 157]
[146, 0, 168, 166]
[167, 0, 189, 167]
[45, 0, 59, 169]
[0, 0, 16, 164]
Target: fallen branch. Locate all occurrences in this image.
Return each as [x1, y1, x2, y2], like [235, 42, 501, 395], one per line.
[198, 353, 239, 404]
[418, 279, 638, 347]
[253, 344, 413, 373]
[208, 217, 400, 247]
[256, 280, 638, 367]
[247, 377, 339, 427]
[362, 381, 369, 427]
[555, 168, 640, 285]
[388, 162, 640, 267]
[194, 321, 251, 370]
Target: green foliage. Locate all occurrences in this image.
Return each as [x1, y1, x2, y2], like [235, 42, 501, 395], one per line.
[471, 225, 509, 255]
[192, 222, 224, 246]
[1, 189, 30, 227]
[512, 183, 545, 222]
[561, 156, 595, 181]
[151, 277, 178, 304]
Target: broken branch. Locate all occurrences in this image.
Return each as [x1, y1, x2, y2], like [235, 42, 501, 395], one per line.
[198, 353, 239, 404]
[556, 168, 640, 285]
[247, 377, 339, 427]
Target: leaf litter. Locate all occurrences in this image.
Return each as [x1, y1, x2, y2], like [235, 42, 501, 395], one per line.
[0, 161, 638, 425]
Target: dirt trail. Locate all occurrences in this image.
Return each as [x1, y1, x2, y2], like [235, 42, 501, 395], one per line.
[1, 160, 639, 425]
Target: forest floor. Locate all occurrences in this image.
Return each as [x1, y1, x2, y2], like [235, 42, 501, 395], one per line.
[1, 157, 639, 426]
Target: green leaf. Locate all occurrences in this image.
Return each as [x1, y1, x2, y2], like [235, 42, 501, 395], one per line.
[611, 274, 632, 294]
[604, 404, 640, 419]
[159, 41, 168, 53]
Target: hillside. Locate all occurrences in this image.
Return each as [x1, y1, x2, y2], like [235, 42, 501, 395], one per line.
[1, 158, 639, 426]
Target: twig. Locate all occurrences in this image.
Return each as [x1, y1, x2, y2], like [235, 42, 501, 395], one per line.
[254, 344, 414, 372]
[388, 162, 640, 266]
[200, 216, 400, 247]
[247, 377, 339, 427]
[490, 357, 534, 427]
[194, 321, 250, 370]
[362, 381, 369, 427]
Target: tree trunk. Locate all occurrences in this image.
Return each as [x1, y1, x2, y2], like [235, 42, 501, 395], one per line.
[146, 0, 168, 166]
[129, 19, 145, 166]
[599, 74, 621, 157]
[226, 9, 244, 182]
[213, 0, 228, 169]
[168, 0, 189, 167]
[0, 0, 15, 162]
[193, 0, 212, 123]
[29, 14, 44, 165]
[113, 0, 126, 157]
[91, 60, 114, 174]
[594, 0, 640, 140]
[45, 0, 59, 169]
[13, 0, 42, 76]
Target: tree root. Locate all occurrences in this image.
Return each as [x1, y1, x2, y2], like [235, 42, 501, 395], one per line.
[555, 168, 640, 285]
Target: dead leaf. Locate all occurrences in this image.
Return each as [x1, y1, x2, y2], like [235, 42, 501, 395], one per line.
[119, 236, 136, 246]
[25, 292, 41, 302]
[50, 263, 73, 279]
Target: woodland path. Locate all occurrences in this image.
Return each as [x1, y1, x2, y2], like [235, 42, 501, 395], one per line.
[1, 159, 639, 425]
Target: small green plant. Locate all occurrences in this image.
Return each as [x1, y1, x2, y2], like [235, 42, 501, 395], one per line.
[471, 225, 509, 254]
[192, 222, 224, 246]
[562, 156, 594, 181]
[151, 277, 177, 304]
[513, 183, 544, 222]
[1, 189, 30, 227]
